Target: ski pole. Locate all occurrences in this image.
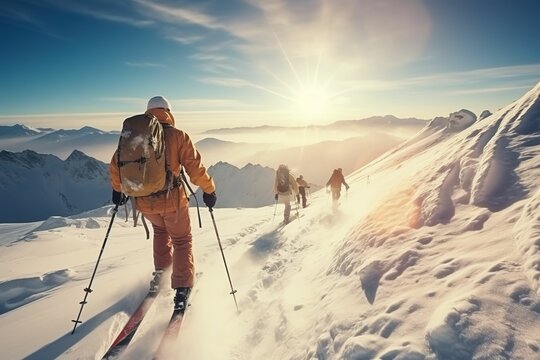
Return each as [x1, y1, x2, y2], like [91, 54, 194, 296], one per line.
[208, 208, 239, 313]
[272, 198, 278, 222]
[71, 203, 119, 334]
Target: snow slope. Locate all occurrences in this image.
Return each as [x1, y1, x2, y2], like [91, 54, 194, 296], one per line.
[1, 82, 540, 359]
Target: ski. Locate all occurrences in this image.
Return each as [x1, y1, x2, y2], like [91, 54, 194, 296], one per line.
[153, 295, 190, 360]
[102, 280, 164, 359]
[278, 213, 303, 227]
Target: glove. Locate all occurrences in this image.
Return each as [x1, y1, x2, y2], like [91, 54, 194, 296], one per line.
[274, 194, 278, 201]
[296, 195, 300, 203]
[203, 192, 217, 208]
[112, 190, 127, 206]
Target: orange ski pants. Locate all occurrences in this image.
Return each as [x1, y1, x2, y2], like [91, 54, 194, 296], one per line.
[143, 205, 194, 289]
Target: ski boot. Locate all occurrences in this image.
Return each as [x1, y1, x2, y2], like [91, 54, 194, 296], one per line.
[173, 287, 191, 312]
[149, 269, 164, 293]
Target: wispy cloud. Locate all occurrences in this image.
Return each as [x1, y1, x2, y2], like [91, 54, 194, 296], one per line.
[98, 97, 146, 105]
[0, 6, 41, 27]
[197, 63, 241, 75]
[0, 4, 65, 39]
[199, 77, 294, 101]
[190, 53, 229, 62]
[76, 10, 154, 27]
[133, 0, 222, 30]
[63, 6, 153, 27]
[45, 0, 154, 27]
[448, 85, 534, 95]
[168, 34, 204, 45]
[402, 64, 540, 86]
[335, 64, 540, 94]
[124, 61, 165, 68]
[0, 112, 133, 118]
[199, 77, 253, 88]
[172, 98, 251, 108]
[98, 96, 250, 109]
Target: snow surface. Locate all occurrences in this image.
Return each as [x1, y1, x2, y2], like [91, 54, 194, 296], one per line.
[1, 83, 540, 359]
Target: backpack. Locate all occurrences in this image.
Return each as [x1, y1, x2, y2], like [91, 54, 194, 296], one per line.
[116, 113, 167, 197]
[276, 167, 290, 193]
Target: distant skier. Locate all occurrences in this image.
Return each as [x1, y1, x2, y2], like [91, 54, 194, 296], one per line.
[296, 175, 310, 208]
[274, 164, 299, 224]
[326, 168, 349, 208]
[109, 95, 216, 311]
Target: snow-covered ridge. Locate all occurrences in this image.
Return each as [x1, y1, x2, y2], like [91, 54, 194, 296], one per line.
[0, 124, 120, 161]
[0, 149, 110, 222]
[330, 115, 427, 128]
[323, 81, 540, 358]
[422, 83, 538, 222]
[0, 124, 42, 138]
[192, 161, 277, 208]
[202, 115, 427, 134]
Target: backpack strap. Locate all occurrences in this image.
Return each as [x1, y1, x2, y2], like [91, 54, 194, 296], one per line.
[129, 197, 150, 239]
[140, 213, 150, 239]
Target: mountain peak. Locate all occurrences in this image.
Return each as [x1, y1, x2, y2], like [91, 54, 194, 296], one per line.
[14, 124, 38, 131]
[0, 124, 41, 138]
[79, 126, 103, 134]
[66, 149, 90, 162]
[211, 161, 238, 170]
[479, 110, 492, 120]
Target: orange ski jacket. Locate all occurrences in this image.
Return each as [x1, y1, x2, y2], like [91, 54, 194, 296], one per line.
[326, 169, 349, 189]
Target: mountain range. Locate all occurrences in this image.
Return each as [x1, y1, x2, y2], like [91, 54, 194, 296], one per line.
[192, 162, 279, 208]
[201, 115, 427, 134]
[0, 124, 42, 138]
[0, 112, 487, 221]
[0, 149, 110, 222]
[0, 115, 426, 166]
[0, 150, 282, 221]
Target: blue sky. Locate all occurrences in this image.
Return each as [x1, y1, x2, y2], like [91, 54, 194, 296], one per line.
[1, 0, 540, 130]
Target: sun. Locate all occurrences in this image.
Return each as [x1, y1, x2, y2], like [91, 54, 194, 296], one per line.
[292, 83, 330, 121]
